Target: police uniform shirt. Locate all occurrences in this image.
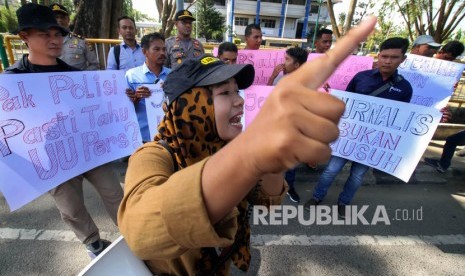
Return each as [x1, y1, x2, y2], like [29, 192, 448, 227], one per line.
[165, 36, 204, 69]
[60, 33, 99, 70]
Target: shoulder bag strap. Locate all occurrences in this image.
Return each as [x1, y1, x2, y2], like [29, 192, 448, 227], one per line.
[114, 45, 121, 70]
[369, 75, 404, 97]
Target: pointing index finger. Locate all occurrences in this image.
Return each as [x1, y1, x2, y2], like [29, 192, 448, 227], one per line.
[289, 16, 377, 90]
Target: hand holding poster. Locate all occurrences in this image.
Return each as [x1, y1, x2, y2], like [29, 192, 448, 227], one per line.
[0, 71, 141, 210]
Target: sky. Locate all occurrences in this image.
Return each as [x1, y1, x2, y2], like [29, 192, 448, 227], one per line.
[133, 0, 157, 21]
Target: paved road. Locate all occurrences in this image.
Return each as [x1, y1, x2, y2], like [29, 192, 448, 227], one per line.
[1, 143, 465, 275]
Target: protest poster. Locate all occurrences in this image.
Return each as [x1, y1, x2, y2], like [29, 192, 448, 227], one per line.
[144, 82, 166, 138]
[213, 48, 286, 85]
[0, 71, 141, 211]
[78, 236, 152, 276]
[330, 89, 442, 182]
[244, 86, 442, 182]
[398, 54, 465, 109]
[307, 54, 374, 91]
[244, 85, 274, 128]
[213, 50, 371, 88]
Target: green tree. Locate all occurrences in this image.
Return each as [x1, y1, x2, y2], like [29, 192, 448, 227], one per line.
[197, 0, 224, 41]
[122, 0, 132, 17]
[352, 0, 375, 25]
[390, 0, 465, 43]
[122, 0, 154, 22]
[73, 0, 124, 38]
[327, 0, 376, 38]
[0, 6, 18, 33]
[156, 0, 177, 38]
[61, 0, 75, 14]
[327, 0, 358, 38]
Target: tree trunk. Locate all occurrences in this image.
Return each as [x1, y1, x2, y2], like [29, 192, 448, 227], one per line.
[160, 0, 177, 38]
[342, 0, 357, 35]
[156, 0, 163, 22]
[326, 0, 341, 38]
[73, 0, 123, 38]
[391, 0, 465, 43]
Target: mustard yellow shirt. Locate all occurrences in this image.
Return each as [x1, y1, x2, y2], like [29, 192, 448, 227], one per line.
[118, 142, 286, 275]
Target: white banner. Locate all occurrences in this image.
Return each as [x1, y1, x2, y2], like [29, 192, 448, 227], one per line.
[330, 90, 442, 182]
[144, 82, 165, 139]
[0, 70, 142, 211]
[399, 54, 465, 109]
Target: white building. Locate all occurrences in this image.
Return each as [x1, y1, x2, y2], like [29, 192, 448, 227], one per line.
[185, 0, 341, 41]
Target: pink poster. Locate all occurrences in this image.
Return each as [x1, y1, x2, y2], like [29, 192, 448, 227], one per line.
[213, 48, 286, 85]
[244, 85, 274, 128]
[307, 54, 374, 91]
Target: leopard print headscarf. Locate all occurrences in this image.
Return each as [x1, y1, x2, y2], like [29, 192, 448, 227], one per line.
[155, 87, 226, 169]
[154, 87, 251, 275]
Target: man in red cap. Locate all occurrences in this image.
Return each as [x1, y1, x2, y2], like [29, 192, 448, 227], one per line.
[164, 9, 204, 69]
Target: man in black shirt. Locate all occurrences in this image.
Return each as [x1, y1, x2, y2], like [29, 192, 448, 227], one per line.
[4, 3, 123, 259]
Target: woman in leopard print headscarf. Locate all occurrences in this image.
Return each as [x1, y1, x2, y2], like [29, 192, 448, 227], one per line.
[119, 55, 287, 275]
[119, 17, 374, 276]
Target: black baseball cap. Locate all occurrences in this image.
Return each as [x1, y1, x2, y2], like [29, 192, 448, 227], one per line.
[50, 3, 69, 16]
[13, 3, 68, 35]
[163, 55, 255, 105]
[174, 10, 196, 21]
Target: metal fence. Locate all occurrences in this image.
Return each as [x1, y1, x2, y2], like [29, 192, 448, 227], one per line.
[1, 34, 121, 71]
[0, 34, 225, 72]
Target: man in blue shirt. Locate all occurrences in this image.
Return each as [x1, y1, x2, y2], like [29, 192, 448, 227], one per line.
[304, 37, 413, 217]
[107, 16, 145, 71]
[125, 32, 171, 142]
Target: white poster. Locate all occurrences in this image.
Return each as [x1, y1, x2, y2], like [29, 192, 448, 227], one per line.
[0, 70, 142, 211]
[144, 82, 165, 138]
[330, 89, 442, 182]
[399, 54, 465, 109]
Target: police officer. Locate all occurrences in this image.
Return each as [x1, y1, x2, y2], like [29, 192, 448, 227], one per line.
[50, 3, 99, 70]
[165, 10, 204, 69]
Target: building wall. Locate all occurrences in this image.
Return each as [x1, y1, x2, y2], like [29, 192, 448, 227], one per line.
[186, 0, 335, 40]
